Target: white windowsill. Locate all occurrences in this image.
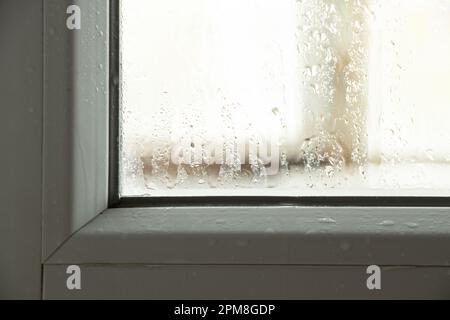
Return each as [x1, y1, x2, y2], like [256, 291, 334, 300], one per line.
[46, 206, 450, 266]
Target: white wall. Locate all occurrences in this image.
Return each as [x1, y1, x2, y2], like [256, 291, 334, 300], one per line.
[0, 0, 43, 299]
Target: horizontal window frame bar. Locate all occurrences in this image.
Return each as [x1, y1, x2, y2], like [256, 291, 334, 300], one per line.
[113, 196, 450, 208]
[46, 206, 450, 266]
[43, 263, 450, 299]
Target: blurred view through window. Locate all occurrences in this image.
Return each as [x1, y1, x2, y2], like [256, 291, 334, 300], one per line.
[119, 0, 450, 197]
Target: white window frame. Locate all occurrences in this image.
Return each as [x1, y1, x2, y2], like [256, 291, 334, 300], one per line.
[42, 0, 450, 299]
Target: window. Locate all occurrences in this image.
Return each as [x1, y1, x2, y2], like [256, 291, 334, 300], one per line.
[39, 0, 450, 299]
[118, 0, 450, 198]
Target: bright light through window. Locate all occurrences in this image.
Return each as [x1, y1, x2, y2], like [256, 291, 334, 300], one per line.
[119, 0, 450, 197]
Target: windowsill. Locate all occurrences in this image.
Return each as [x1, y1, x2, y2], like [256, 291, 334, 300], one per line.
[45, 206, 450, 266]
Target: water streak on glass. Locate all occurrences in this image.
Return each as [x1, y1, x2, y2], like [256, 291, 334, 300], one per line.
[120, 0, 450, 197]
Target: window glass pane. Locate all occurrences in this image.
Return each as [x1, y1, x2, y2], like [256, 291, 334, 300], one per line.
[119, 0, 450, 197]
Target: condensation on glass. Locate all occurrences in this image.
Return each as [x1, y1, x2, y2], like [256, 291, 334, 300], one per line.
[119, 0, 450, 197]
